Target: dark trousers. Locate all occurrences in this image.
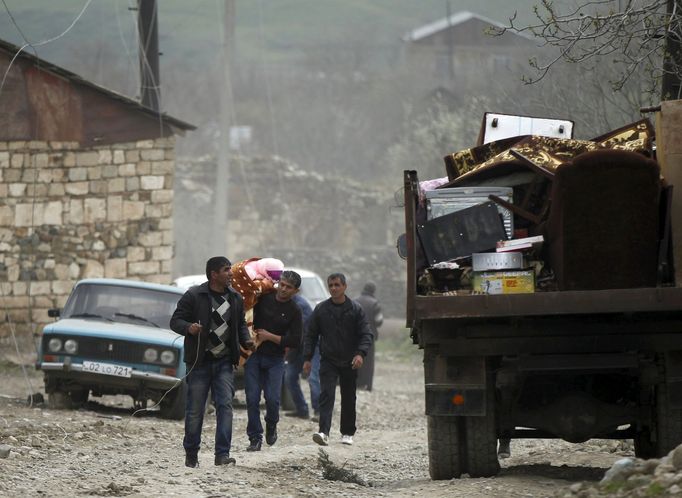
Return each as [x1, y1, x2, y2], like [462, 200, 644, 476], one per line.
[184, 358, 235, 457]
[318, 358, 358, 437]
[244, 351, 285, 442]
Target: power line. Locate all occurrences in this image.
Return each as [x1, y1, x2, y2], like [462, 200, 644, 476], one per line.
[0, 0, 95, 405]
[0, 0, 95, 100]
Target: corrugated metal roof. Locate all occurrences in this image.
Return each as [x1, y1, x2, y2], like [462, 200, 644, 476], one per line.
[0, 38, 195, 131]
[403, 10, 534, 43]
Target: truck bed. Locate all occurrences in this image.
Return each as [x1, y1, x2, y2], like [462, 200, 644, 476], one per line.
[413, 287, 682, 319]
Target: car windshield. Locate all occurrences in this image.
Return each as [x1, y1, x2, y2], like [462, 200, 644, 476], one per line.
[300, 276, 328, 303]
[62, 283, 181, 328]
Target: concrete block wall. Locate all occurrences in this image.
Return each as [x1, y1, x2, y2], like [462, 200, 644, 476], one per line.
[0, 137, 176, 338]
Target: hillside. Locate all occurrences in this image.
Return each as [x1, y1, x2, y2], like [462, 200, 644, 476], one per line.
[0, 0, 543, 76]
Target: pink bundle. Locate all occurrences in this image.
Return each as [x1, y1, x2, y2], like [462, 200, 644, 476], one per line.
[244, 258, 284, 281]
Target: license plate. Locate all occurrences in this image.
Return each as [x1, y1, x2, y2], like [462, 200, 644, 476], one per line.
[81, 361, 132, 378]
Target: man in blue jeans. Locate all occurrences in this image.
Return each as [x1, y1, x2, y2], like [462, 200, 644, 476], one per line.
[244, 270, 303, 451]
[284, 294, 320, 419]
[170, 256, 254, 468]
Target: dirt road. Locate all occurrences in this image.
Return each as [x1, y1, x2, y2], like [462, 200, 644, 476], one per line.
[0, 321, 630, 497]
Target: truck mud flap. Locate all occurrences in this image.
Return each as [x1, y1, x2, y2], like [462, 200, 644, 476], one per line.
[424, 355, 487, 416]
[425, 387, 486, 416]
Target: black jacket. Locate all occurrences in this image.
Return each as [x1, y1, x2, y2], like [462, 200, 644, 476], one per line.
[303, 296, 373, 367]
[170, 282, 251, 366]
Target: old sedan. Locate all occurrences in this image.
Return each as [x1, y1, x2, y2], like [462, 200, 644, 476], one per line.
[38, 278, 187, 419]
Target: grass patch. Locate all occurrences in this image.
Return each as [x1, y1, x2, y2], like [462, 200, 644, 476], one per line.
[317, 449, 367, 486]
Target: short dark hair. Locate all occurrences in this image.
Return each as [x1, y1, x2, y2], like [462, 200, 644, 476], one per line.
[327, 272, 346, 285]
[206, 256, 232, 280]
[280, 270, 301, 289]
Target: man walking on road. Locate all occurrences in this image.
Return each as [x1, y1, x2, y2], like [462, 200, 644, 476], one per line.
[284, 293, 321, 420]
[354, 281, 383, 391]
[170, 256, 255, 468]
[304, 272, 373, 446]
[245, 270, 303, 451]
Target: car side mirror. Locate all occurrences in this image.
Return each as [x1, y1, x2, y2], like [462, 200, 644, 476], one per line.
[48, 308, 61, 318]
[396, 234, 407, 260]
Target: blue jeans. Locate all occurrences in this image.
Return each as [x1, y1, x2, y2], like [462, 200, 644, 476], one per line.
[285, 346, 320, 415]
[244, 351, 285, 442]
[184, 357, 235, 457]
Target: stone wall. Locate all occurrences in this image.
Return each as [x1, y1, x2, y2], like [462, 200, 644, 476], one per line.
[0, 138, 176, 338]
[173, 156, 407, 318]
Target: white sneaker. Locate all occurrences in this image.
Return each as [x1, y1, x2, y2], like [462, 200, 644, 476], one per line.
[313, 432, 328, 446]
[341, 435, 353, 445]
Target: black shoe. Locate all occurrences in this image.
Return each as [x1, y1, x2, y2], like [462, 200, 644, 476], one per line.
[185, 454, 199, 468]
[246, 439, 262, 452]
[266, 424, 278, 446]
[215, 454, 236, 466]
[285, 411, 310, 419]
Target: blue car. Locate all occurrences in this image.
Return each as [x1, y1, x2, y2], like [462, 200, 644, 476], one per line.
[37, 278, 187, 419]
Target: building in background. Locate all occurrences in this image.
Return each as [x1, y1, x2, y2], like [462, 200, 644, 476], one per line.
[403, 11, 539, 94]
[0, 39, 194, 338]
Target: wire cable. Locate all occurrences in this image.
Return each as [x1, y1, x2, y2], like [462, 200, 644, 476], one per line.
[0, 0, 94, 102]
[256, 0, 287, 199]
[0, 0, 92, 407]
[129, 0, 165, 138]
[125, 324, 201, 426]
[1, 0, 32, 47]
[113, 0, 138, 97]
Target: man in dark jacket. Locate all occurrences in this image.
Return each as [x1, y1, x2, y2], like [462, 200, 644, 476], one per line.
[284, 294, 319, 419]
[170, 256, 254, 468]
[244, 270, 303, 451]
[354, 281, 383, 391]
[303, 272, 373, 446]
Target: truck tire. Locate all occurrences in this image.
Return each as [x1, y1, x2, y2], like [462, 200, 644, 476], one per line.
[160, 381, 186, 420]
[654, 382, 682, 455]
[635, 382, 682, 458]
[464, 388, 501, 477]
[427, 415, 463, 479]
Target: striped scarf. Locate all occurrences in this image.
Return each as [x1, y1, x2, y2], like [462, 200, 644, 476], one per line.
[207, 292, 232, 358]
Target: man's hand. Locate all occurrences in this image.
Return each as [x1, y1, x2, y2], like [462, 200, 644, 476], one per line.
[351, 354, 364, 370]
[303, 360, 312, 376]
[255, 329, 279, 344]
[188, 322, 202, 336]
[244, 340, 256, 352]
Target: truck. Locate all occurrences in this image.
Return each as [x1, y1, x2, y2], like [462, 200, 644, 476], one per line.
[402, 111, 682, 480]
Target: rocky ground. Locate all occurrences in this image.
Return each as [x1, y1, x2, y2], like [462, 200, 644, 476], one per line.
[0, 320, 647, 497]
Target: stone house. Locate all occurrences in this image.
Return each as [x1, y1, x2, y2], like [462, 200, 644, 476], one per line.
[0, 39, 194, 338]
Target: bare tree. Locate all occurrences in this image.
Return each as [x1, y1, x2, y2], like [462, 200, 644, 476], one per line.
[498, 1, 682, 99]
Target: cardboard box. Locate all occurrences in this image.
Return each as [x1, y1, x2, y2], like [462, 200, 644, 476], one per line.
[472, 270, 535, 295]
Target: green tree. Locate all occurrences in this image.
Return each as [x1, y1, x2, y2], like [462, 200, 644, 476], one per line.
[385, 101, 477, 181]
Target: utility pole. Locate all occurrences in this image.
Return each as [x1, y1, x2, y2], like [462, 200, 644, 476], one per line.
[215, 0, 236, 255]
[137, 0, 160, 111]
[662, 0, 682, 100]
